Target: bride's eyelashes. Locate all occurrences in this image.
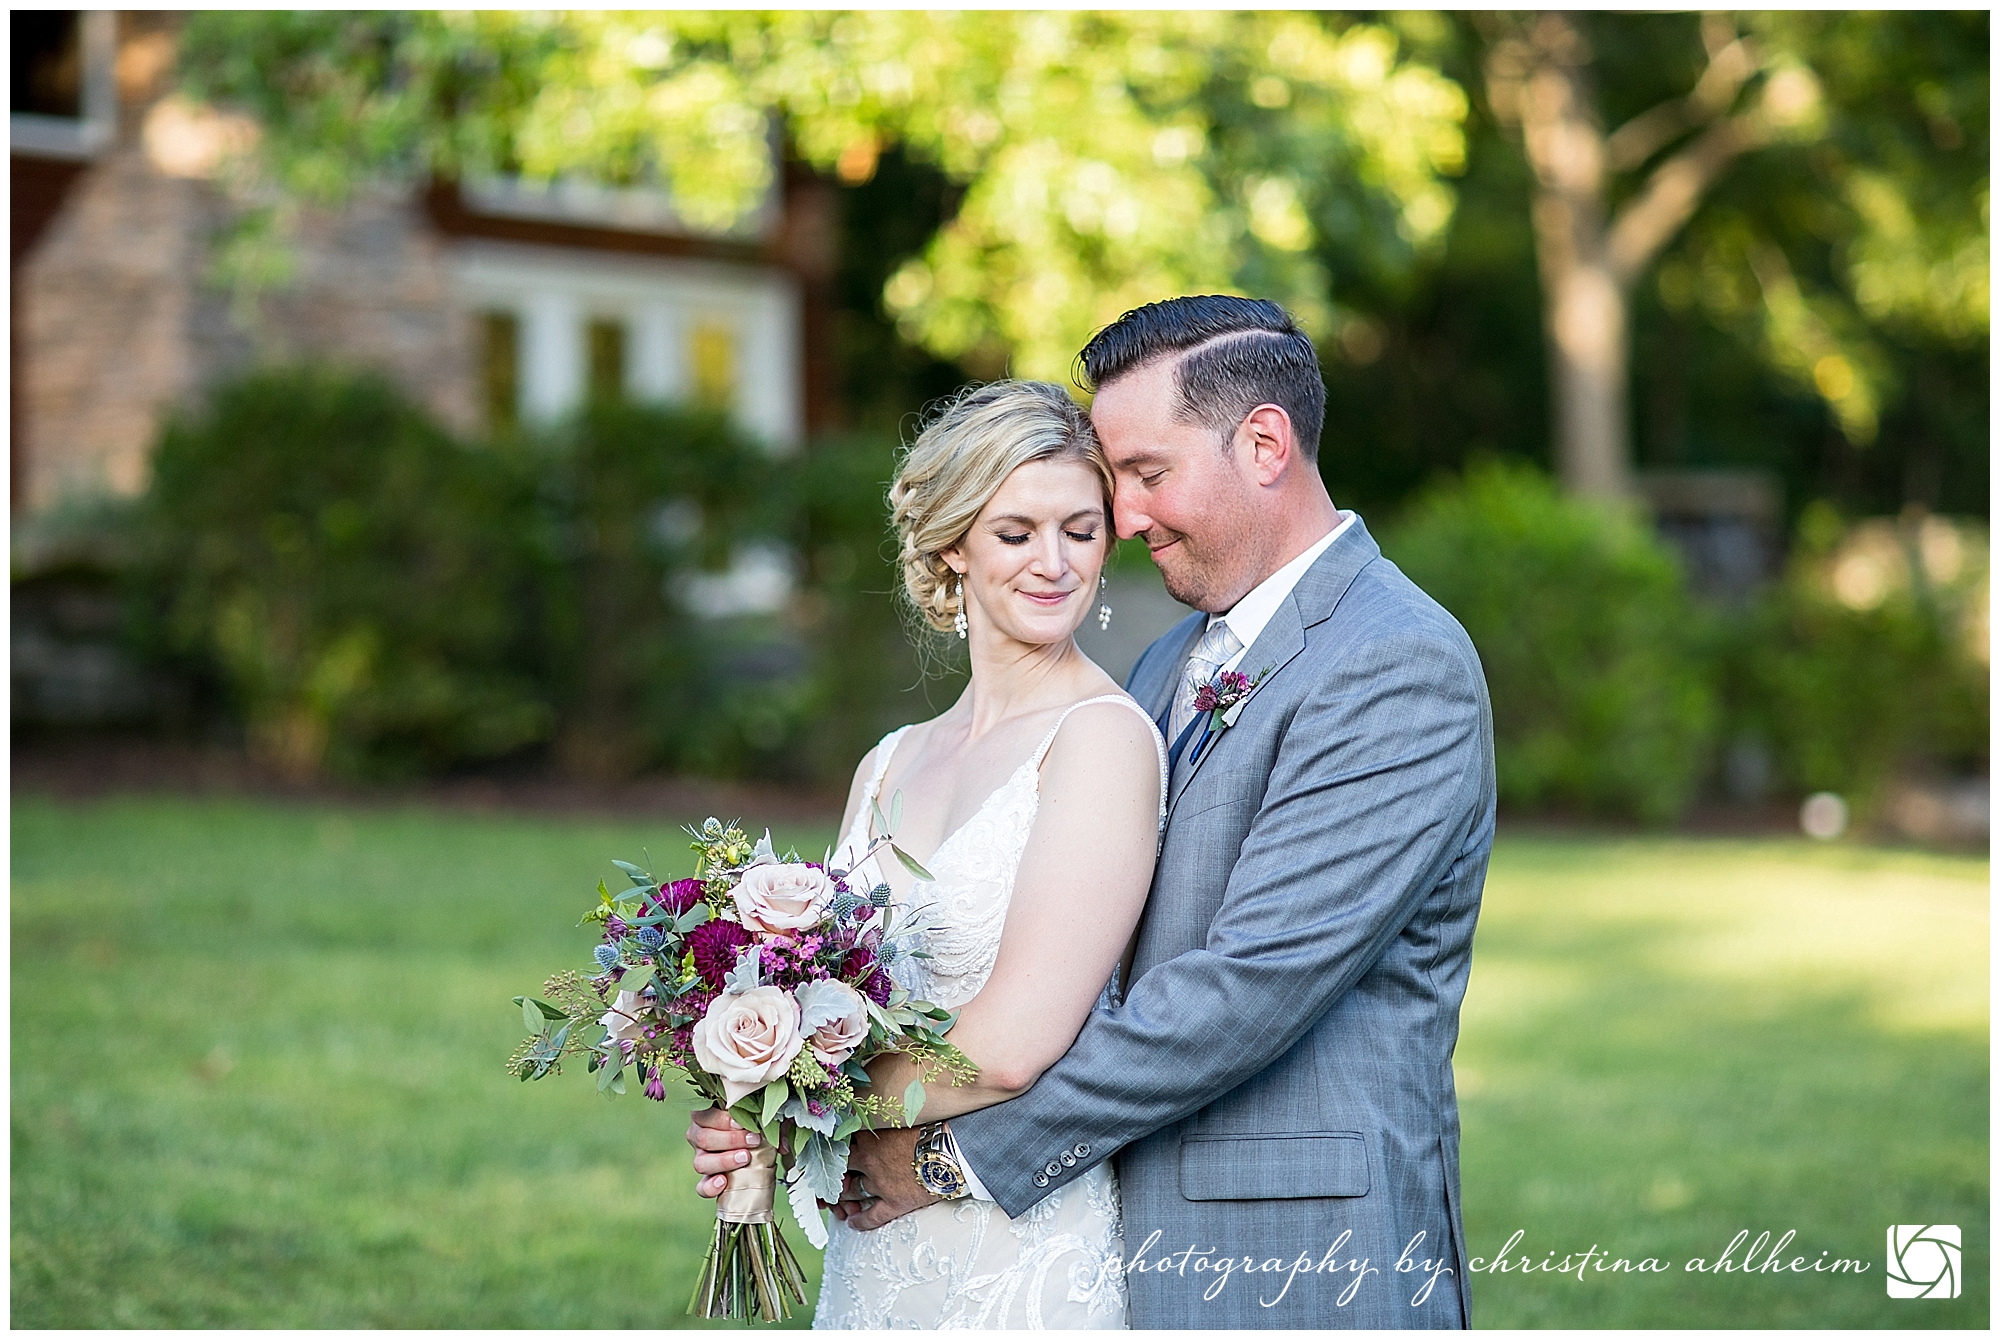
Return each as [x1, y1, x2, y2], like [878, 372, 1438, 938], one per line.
[993, 529, 1100, 545]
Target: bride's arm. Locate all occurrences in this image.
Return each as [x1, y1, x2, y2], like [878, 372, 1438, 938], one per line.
[867, 704, 1161, 1123]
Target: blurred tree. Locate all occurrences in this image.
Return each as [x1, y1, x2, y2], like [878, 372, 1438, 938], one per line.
[176, 10, 1468, 381]
[176, 11, 1985, 523]
[1477, 11, 1988, 498]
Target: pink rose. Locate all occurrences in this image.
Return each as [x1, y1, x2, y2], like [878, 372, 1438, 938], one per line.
[732, 863, 836, 935]
[598, 990, 648, 1056]
[690, 986, 805, 1106]
[794, 979, 869, 1068]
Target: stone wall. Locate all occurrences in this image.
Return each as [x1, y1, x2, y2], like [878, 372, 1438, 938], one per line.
[16, 22, 477, 511]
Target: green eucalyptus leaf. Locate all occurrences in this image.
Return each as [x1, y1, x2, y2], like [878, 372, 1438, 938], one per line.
[891, 845, 934, 881]
[902, 1079, 926, 1125]
[522, 996, 545, 1034]
[760, 1077, 790, 1128]
[889, 790, 903, 830]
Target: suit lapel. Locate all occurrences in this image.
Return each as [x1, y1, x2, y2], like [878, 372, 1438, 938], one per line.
[1165, 519, 1382, 818]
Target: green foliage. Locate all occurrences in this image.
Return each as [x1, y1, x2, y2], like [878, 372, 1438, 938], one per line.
[175, 10, 1468, 382]
[1723, 505, 1988, 807]
[134, 368, 930, 787]
[770, 430, 964, 789]
[1320, 10, 1988, 522]
[525, 399, 793, 780]
[138, 366, 550, 778]
[1387, 461, 1719, 824]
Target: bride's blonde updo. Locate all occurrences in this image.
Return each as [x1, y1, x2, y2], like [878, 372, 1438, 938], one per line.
[889, 381, 1112, 633]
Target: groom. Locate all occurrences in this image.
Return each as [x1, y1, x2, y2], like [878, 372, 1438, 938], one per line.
[698, 296, 1494, 1327]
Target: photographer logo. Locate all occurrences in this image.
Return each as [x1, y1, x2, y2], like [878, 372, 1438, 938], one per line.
[1886, 1225, 1960, 1299]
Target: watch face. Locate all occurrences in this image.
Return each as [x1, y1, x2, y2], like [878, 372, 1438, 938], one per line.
[917, 1153, 966, 1198]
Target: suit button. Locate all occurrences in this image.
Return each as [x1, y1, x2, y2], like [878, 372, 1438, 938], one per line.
[1033, 1172, 1049, 1188]
[1073, 1142, 1090, 1158]
[1044, 1160, 1062, 1178]
[1060, 1151, 1076, 1167]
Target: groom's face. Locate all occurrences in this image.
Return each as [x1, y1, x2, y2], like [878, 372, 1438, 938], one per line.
[1092, 357, 1262, 613]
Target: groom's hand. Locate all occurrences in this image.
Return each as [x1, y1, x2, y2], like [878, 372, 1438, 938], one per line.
[686, 1105, 762, 1199]
[834, 1127, 936, 1231]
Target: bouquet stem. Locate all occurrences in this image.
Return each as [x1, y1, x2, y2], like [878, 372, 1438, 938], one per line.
[689, 1143, 809, 1321]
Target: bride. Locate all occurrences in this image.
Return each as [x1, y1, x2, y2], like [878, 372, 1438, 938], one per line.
[688, 379, 1166, 1328]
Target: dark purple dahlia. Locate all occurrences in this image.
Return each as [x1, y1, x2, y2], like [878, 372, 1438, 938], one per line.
[845, 946, 892, 1005]
[651, 878, 705, 916]
[687, 917, 753, 988]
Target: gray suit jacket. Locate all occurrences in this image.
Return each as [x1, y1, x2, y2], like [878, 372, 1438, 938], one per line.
[951, 518, 1494, 1328]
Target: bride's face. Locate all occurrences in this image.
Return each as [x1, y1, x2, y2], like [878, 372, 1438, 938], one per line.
[944, 457, 1109, 649]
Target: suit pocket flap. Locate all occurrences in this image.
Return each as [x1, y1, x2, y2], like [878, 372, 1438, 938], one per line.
[1179, 1132, 1370, 1202]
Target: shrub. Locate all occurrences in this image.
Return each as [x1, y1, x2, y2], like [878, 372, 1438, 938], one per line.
[525, 399, 798, 780]
[139, 366, 550, 778]
[775, 430, 961, 789]
[1724, 504, 1988, 809]
[1386, 460, 1719, 824]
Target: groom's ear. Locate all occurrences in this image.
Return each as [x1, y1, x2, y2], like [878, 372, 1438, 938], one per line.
[1236, 403, 1296, 487]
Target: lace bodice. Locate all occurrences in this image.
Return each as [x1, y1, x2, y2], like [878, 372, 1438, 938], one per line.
[814, 694, 1165, 1330]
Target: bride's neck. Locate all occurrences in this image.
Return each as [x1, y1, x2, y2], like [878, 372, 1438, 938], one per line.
[959, 634, 1085, 740]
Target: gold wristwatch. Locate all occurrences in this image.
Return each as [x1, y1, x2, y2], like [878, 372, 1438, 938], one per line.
[912, 1120, 972, 1200]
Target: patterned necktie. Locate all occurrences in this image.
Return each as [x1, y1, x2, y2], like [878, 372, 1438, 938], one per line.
[1168, 619, 1244, 746]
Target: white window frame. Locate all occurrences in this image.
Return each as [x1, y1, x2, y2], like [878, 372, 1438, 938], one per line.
[452, 239, 803, 452]
[11, 10, 117, 159]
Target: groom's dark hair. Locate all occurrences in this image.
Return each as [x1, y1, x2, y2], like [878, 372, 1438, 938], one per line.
[1077, 295, 1327, 463]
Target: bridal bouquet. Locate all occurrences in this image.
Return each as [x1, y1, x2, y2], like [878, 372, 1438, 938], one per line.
[509, 815, 971, 1322]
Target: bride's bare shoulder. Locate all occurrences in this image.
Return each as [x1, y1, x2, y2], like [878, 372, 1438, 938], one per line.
[1040, 696, 1162, 788]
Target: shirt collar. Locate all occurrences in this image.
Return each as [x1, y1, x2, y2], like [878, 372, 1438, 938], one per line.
[1209, 512, 1353, 649]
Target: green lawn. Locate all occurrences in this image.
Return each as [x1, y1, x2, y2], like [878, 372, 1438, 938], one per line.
[11, 795, 1988, 1327]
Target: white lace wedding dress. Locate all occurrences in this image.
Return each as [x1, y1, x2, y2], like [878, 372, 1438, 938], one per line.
[813, 694, 1167, 1331]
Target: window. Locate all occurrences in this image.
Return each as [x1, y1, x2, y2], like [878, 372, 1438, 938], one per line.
[450, 240, 803, 448]
[587, 318, 627, 404]
[11, 10, 113, 158]
[13, 12, 80, 117]
[481, 311, 520, 432]
[691, 321, 737, 410]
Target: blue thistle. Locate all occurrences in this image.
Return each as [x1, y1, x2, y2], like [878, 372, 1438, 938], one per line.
[637, 926, 666, 951]
[593, 944, 621, 971]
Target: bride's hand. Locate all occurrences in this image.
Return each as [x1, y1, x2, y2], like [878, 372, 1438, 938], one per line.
[685, 1105, 762, 1199]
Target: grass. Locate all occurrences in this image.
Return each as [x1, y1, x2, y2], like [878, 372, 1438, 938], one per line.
[1460, 834, 1988, 1328]
[10, 795, 1988, 1328]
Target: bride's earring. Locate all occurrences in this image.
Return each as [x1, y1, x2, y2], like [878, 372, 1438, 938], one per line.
[952, 578, 968, 640]
[1097, 574, 1113, 631]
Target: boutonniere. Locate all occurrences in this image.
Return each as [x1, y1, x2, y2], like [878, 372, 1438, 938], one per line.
[1188, 666, 1271, 764]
